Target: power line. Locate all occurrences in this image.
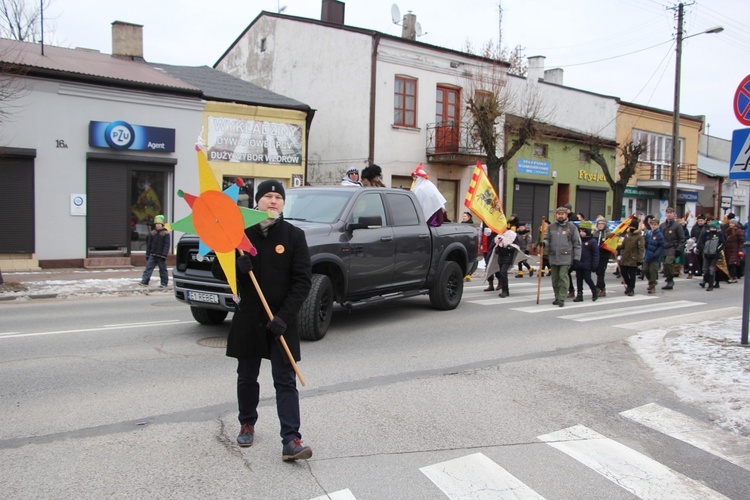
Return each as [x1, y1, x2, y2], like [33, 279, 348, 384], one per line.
[551, 39, 673, 68]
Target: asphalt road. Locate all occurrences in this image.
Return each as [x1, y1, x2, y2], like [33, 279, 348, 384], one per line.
[1, 278, 748, 499]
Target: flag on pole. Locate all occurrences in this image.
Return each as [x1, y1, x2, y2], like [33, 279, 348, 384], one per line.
[600, 213, 635, 254]
[464, 162, 507, 234]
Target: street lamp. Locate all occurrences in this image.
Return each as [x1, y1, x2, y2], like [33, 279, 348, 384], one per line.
[669, 2, 723, 211]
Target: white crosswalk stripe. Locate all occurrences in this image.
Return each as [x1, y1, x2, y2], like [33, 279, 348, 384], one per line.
[315, 404, 745, 499]
[621, 403, 750, 471]
[420, 453, 546, 499]
[555, 300, 703, 321]
[537, 424, 729, 499]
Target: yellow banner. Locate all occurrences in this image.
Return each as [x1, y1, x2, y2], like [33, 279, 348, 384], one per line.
[464, 162, 507, 234]
[600, 213, 635, 254]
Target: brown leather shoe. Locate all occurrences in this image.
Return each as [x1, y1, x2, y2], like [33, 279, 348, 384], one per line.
[484, 284, 495, 292]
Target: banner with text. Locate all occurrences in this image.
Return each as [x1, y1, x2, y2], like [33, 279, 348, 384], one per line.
[206, 116, 302, 165]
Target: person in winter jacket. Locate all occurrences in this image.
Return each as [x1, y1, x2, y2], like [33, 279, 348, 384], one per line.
[642, 218, 665, 294]
[341, 167, 363, 186]
[515, 222, 534, 277]
[139, 214, 170, 287]
[492, 229, 519, 298]
[724, 219, 745, 283]
[699, 220, 725, 291]
[683, 237, 700, 279]
[573, 221, 600, 302]
[618, 219, 644, 296]
[361, 165, 386, 187]
[543, 206, 582, 307]
[211, 179, 314, 461]
[481, 223, 499, 291]
[592, 216, 611, 296]
[690, 214, 708, 276]
[534, 218, 551, 277]
[659, 207, 685, 290]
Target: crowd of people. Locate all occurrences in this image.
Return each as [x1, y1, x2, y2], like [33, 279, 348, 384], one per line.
[480, 205, 747, 305]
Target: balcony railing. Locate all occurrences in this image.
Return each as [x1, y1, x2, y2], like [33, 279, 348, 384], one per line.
[634, 161, 697, 184]
[425, 122, 486, 165]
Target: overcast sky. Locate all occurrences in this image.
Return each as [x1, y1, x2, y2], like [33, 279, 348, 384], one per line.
[46, 0, 749, 141]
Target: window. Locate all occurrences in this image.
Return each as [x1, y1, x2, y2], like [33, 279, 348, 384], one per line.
[533, 143, 548, 157]
[633, 129, 684, 181]
[579, 150, 591, 163]
[394, 76, 417, 127]
[260, 38, 267, 52]
[386, 193, 420, 226]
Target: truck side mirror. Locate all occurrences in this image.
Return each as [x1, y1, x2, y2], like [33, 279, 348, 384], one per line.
[347, 215, 383, 231]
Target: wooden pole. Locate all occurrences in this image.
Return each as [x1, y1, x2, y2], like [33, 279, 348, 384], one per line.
[239, 250, 306, 386]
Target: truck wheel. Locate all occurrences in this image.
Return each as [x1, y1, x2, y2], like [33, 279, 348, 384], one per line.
[190, 307, 228, 325]
[298, 274, 334, 341]
[429, 261, 463, 310]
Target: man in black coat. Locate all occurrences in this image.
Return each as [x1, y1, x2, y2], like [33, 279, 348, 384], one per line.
[212, 179, 313, 461]
[659, 207, 685, 290]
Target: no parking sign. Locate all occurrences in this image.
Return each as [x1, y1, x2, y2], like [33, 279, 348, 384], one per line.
[735, 75, 750, 126]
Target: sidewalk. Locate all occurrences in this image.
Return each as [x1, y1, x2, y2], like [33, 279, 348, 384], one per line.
[0, 267, 172, 300]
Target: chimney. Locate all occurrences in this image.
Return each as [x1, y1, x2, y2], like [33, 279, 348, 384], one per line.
[527, 55, 545, 82]
[112, 21, 144, 60]
[321, 0, 345, 25]
[544, 68, 563, 85]
[401, 12, 417, 40]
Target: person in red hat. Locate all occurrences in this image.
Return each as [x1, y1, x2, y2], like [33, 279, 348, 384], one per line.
[410, 164, 447, 226]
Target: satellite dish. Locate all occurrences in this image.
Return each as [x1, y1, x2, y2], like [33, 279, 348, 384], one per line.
[416, 22, 423, 36]
[391, 4, 401, 24]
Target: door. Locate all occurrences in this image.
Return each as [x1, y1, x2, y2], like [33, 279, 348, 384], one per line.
[0, 153, 35, 253]
[514, 182, 551, 231]
[386, 191, 431, 288]
[345, 192, 395, 296]
[435, 86, 460, 153]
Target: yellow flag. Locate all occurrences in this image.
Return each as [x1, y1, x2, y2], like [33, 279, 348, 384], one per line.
[600, 213, 635, 254]
[464, 162, 507, 234]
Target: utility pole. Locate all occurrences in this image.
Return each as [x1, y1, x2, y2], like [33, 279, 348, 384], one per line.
[498, 1, 503, 53]
[668, 2, 684, 211]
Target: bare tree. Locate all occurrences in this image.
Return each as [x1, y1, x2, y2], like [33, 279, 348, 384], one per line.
[585, 136, 646, 218]
[462, 42, 547, 197]
[0, 0, 51, 42]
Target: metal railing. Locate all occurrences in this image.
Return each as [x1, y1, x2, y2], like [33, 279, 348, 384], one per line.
[634, 161, 697, 183]
[425, 122, 486, 156]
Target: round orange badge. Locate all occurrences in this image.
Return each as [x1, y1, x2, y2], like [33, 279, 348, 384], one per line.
[275, 245, 285, 254]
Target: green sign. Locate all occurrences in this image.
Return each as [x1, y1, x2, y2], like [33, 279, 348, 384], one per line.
[623, 186, 658, 199]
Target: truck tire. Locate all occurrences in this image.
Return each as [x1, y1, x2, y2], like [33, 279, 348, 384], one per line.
[429, 261, 463, 310]
[190, 307, 228, 325]
[298, 274, 334, 341]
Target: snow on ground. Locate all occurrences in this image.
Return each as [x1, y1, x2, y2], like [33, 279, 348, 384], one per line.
[629, 317, 750, 437]
[2, 273, 749, 437]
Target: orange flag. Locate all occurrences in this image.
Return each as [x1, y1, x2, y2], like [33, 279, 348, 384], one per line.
[464, 162, 507, 234]
[600, 213, 635, 254]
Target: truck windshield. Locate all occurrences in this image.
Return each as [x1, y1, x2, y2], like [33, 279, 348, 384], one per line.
[284, 190, 352, 223]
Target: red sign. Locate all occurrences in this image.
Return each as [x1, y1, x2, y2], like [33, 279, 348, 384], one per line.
[735, 74, 750, 126]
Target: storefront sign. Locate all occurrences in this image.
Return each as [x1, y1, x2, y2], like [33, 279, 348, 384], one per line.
[624, 186, 658, 199]
[577, 169, 606, 182]
[516, 158, 550, 176]
[206, 116, 302, 165]
[89, 121, 175, 152]
[677, 190, 699, 202]
[70, 194, 86, 216]
[721, 195, 733, 210]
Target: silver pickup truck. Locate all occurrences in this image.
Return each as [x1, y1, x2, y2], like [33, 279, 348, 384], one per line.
[172, 186, 480, 340]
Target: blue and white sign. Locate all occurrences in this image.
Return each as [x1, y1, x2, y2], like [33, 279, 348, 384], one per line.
[517, 158, 550, 176]
[70, 193, 86, 216]
[729, 128, 750, 180]
[89, 120, 175, 152]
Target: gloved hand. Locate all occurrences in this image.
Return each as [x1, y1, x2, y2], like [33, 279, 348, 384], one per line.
[573, 259, 580, 268]
[266, 316, 287, 339]
[538, 242, 545, 248]
[237, 254, 253, 274]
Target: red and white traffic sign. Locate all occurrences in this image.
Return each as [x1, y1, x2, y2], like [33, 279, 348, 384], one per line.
[735, 75, 750, 126]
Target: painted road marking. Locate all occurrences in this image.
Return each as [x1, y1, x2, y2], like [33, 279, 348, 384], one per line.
[621, 403, 750, 471]
[0, 320, 193, 339]
[420, 452, 545, 499]
[556, 300, 702, 321]
[538, 425, 729, 499]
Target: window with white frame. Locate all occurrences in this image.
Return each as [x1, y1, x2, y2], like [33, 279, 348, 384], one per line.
[633, 129, 684, 181]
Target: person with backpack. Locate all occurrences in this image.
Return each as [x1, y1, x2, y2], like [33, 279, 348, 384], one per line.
[699, 220, 725, 292]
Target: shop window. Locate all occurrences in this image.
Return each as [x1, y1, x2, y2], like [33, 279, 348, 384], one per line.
[130, 170, 167, 251]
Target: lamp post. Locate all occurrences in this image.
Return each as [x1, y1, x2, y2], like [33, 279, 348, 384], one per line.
[669, 2, 723, 210]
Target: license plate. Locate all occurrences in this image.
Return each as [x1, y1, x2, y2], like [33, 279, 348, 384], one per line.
[188, 291, 219, 304]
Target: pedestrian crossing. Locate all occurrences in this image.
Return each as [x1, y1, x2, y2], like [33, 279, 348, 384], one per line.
[461, 280, 705, 324]
[310, 403, 749, 499]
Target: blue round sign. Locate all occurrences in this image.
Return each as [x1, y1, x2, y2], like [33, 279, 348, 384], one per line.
[104, 121, 135, 150]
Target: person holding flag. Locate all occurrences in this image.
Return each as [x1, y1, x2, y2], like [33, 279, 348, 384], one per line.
[593, 216, 611, 296]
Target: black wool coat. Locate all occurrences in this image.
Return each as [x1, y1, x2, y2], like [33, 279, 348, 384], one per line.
[212, 218, 312, 361]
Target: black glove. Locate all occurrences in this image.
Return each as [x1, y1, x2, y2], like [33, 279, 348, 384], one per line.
[573, 259, 580, 268]
[538, 241, 545, 248]
[266, 316, 287, 339]
[237, 254, 253, 274]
